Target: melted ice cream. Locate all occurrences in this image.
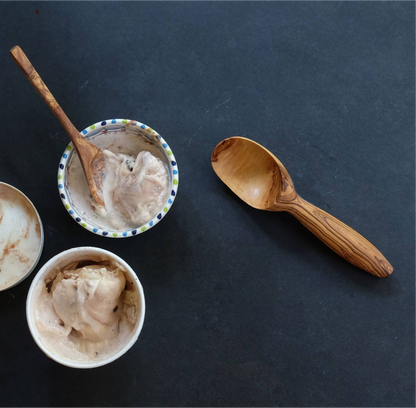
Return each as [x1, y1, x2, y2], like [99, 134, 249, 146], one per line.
[0, 183, 42, 290]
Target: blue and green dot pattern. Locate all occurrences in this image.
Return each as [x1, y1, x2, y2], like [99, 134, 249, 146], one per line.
[57, 119, 179, 238]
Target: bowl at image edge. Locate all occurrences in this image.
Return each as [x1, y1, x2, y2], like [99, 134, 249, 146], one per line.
[26, 246, 146, 369]
[0, 182, 44, 291]
[57, 119, 179, 238]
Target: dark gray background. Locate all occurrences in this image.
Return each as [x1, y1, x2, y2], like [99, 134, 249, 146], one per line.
[0, 2, 414, 407]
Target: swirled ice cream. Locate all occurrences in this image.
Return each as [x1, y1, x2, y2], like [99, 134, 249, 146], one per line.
[35, 262, 139, 361]
[66, 129, 169, 230]
[93, 150, 169, 229]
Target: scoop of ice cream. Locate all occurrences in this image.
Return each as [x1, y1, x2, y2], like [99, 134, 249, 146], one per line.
[51, 265, 126, 342]
[99, 150, 169, 228]
[35, 262, 139, 361]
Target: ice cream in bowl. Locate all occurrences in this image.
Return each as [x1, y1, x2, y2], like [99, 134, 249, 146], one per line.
[58, 119, 179, 237]
[26, 247, 145, 368]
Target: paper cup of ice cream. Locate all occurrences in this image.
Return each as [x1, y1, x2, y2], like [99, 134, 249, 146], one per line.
[0, 182, 44, 291]
[26, 246, 145, 369]
[57, 119, 179, 237]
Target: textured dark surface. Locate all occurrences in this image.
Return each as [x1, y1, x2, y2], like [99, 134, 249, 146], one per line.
[0, 2, 414, 407]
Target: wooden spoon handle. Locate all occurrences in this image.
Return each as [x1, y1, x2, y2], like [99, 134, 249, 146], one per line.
[9, 46, 92, 155]
[287, 196, 393, 278]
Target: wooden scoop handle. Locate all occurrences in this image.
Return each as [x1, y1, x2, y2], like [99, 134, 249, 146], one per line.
[10, 46, 104, 206]
[9, 46, 98, 161]
[287, 196, 393, 278]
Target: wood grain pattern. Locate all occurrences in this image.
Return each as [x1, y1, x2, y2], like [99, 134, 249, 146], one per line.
[10, 46, 105, 206]
[212, 136, 393, 278]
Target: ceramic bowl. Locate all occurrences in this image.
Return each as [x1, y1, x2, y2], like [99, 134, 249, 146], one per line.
[57, 119, 179, 238]
[26, 246, 146, 369]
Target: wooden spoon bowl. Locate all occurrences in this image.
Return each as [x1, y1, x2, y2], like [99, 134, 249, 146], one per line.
[212, 137, 393, 278]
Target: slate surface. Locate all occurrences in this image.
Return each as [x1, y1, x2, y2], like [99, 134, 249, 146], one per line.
[0, 2, 414, 407]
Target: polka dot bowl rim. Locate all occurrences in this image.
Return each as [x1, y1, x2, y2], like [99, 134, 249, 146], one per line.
[57, 119, 179, 238]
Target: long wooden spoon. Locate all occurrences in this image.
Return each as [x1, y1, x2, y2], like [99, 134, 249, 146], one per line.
[211, 137, 393, 278]
[10, 46, 105, 207]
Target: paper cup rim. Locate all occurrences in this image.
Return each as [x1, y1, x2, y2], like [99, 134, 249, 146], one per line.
[26, 246, 146, 369]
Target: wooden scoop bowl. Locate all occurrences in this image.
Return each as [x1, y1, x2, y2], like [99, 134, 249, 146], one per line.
[10, 46, 105, 207]
[211, 137, 393, 278]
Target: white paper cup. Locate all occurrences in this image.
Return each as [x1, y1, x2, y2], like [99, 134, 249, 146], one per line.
[26, 247, 145, 369]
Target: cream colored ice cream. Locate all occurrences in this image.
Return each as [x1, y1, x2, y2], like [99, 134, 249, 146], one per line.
[93, 150, 169, 229]
[35, 262, 139, 361]
[0, 183, 43, 291]
[66, 129, 170, 230]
